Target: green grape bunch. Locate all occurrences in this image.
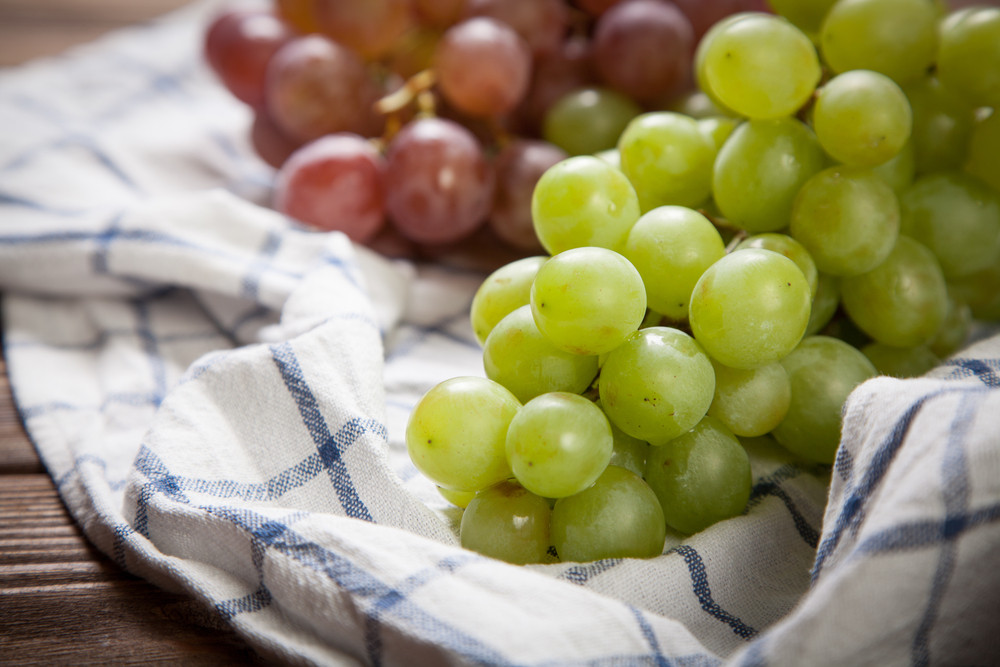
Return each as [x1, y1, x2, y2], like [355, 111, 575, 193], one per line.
[400, 0, 1000, 565]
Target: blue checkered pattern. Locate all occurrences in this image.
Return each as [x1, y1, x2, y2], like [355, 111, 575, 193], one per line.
[1, 2, 998, 665]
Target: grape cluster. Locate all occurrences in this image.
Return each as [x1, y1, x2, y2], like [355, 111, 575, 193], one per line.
[404, 0, 1000, 565]
[203, 0, 768, 258]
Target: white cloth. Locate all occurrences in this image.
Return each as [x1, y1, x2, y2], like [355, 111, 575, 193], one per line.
[1, 2, 997, 665]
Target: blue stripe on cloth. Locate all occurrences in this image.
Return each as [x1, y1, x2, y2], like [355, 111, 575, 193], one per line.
[20, 392, 163, 419]
[270, 341, 375, 522]
[628, 605, 673, 667]
[217, 586, 273, 621]
[560, 558, 624, 585]
[911, 391, 980, 667]
[942, 358, 1000, 387]
[673, 545, 758, 641]
[239, 230, 283, 301]
[812, 385, 991, 582]
[747, 467, 820, 549]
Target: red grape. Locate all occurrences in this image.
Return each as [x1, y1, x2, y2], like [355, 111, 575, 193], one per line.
[250, 110, 302, 169]
[490, 139, 568, 252]
[204, 9, 294, 108]
[312, 0, 416, 62]
[273, 133, 387, 243]
[592, 0, 694, 102]
[384, 117, 494, 244]
[413, 0, 465, 28]
[265, 34, 382, 144]
[672, 0, 772, 40]
[434, 18, 533, 118]
[463, 0, 570, 56]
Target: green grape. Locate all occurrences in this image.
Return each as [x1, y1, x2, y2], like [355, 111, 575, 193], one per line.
[617, 112, 716, 211]
[689, 249, 812, 369]
[530, 246, 646, 356]
[947, 247, 1000, 322]
[899, 171, 1000, 280]
[483, 305, 599, 404]
[767, 0, 839, 35]
[772, 336, 877, 464]
[551, 465, 665, 562]
[406, 377, 520, 492]
[861, 342, 940, 378]
[693, 13, 751, 116]
[929, 294, 972, 358]
[697, 12, 821, 119]
[965, 111, 1000, 192]
[460, 479, 551, 565]
[644, 415, 752, 535]
[599, 326, 716, 443]
[543, 87, 643, 157]
[805, 272, 841, 336]
[871, 140, 916, 194]
[840, 235, 948, 347]
[904, 75, 975, 175]
[594, 147, 621, 171]
[734, 232, 819, 299]
[936, 6, 1000, 109]
[789, 165, 900, 277]
[621, 206, 727, 320]
[470, 256, 548, 346]
[819, 0, 939, 86]
[712, 118, 827, 233]
[531, 155, 641, 255]
[608, 422, 649, 478]
[438, 485, 476, 508]
[505, 392, 613, 498]
[812, 69, 912, 168]
[670, 89, 730, 119]
[697, 116, 740, 152]
[707, 357, 791, 438]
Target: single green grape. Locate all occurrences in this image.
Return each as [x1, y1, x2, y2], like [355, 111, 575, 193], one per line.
[599, 326, 716, 444]
[947, 251, 1000, 322]
[712, 118, 827, 233]
[551, 465, 666, 562]
[789, 165, 901, 277]
[697, 116, 740, 152]
[460, 479, 551, 565]
[698, 12, 821, 119]
[904, 75, 975, 175]
[621, 206, 726, 320]
[406, 376, 520, 492]
[871, 140, 916, 194]
[644, 415, 752, 535]
[820, 0, 939, 86]
[767, 0, 839, 35]
[772, 336, 877, 464]
[617, 112, 716, 211]
[470, 256, 548, 346]
[707, 357, 791, 438]
[965, 111, 1000, 193]
[437, 486, 476, 509]
[929, 294, 972, 358]
[543, 87, 643, 157]
[608, 422, 649, 478]
[899, 171, 1000, 280]
[689, 249, 812, 369]
[805, 272, 841, 336]
[840, 235, 948, 348]
[530, 246, 646, 356]
[936, 6, 1000, 109]
[734, 233, 819, 299]
[812, 69, 912, 168]
[531, 155, 641, 255]
[505, 392, 613, 499]
[861, 342, 940, 378]
[483, 305, 599, 404]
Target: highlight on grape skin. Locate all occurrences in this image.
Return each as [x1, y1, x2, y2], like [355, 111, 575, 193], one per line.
[202, 0, 1000, 565]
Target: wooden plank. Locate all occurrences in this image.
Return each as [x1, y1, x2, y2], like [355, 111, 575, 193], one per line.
[0, 474, 269, 663]
[0, 356, 43, 475]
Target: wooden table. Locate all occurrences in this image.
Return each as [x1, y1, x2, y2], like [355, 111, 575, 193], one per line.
[0, 1, 269, 663]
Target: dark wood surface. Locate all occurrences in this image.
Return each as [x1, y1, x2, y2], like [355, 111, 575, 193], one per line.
[0, 1, 271, 663]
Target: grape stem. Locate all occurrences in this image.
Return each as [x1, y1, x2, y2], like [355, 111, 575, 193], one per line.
[374, 69, 438, 142]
